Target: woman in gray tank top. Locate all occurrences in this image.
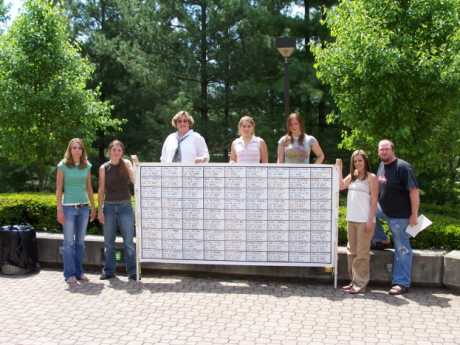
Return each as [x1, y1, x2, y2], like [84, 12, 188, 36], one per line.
[336, 150, 378, 294]
[98, 140, 137, 281]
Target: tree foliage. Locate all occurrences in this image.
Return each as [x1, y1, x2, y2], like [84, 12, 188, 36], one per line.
[61, 0, 339, 163]
[312, 0, 460, 203]
[0, 0, 120, 189]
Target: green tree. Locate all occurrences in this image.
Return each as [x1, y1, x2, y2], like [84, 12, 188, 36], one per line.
[312, 0, 460, 203]
[0, 0, 120, 190]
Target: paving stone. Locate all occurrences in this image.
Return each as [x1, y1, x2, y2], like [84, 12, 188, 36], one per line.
[1, 269, 460, 345]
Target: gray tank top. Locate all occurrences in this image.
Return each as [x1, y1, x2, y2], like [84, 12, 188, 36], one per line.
[104, 162, 131, 202]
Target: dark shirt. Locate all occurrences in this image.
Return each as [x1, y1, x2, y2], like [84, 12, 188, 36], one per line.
[104, 162, 132, 202]
[377, 158, 418, 218]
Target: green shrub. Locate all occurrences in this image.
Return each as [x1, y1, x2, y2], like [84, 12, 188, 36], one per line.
[0, 193, 102, 235]
[1, 193, 459, 250]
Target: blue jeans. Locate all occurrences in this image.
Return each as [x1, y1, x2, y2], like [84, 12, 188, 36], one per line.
[62, 206, 89, 281]
[102, 202, 136, 276]
[373, 204, 413, 287]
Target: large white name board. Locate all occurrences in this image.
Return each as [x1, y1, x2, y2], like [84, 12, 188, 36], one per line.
[135, 163, 338, 267]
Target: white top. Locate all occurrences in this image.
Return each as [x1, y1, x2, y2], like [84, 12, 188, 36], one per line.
[232, 136, 263, 163]
[346, 177, 371, 222]
[160, 130, 209, 163]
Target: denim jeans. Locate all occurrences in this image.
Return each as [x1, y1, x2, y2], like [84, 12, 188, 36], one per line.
[373, 204, 413, 287]
[62, 206, 89, 281]
[102, 202, 136, 276]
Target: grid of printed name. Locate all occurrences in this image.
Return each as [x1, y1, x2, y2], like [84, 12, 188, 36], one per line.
[138, 164, 335, 266]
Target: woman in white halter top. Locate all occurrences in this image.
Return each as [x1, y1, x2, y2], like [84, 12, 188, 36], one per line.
[229, 116, 268, 164]
[336, 150, 378, 294]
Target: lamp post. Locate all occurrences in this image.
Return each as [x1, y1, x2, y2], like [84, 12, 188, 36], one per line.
[276, 37, 296, 117]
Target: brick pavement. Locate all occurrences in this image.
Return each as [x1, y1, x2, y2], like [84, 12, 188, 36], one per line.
[1, 269, 459, 345]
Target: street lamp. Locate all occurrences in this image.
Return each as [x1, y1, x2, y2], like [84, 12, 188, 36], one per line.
[276, 37, 296, 117]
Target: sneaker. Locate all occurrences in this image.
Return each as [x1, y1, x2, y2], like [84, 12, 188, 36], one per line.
[77, 274, 90, 283]
[128, 274, 140, 281]
[66, 276, 78, 288]
[100, 273, 115, 280]
[389, 285, 409, 295]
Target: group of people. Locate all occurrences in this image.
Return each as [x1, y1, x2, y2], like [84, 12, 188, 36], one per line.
[160, 110, 325, 165]
[56, 110, 419, 296]
[337, 140, 419, 295]
[56, 139, 137, 287]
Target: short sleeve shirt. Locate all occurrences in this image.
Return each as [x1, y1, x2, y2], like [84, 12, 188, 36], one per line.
[377, 158, 418, 218]
[57, 161, 92, 204]
[278, 134, 318, 164]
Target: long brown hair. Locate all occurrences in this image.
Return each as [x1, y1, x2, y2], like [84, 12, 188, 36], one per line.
[349, 149, 371, 181]
[108, 140, 129, 178]
[285, 112, 305, 145]
[63, 138, 88, 169]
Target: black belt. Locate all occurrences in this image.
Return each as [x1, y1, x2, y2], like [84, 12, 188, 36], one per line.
[69, 204, 88, 209]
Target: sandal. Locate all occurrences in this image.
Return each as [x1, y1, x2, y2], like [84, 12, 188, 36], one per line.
[341, 283, 353, 290]
[389, 285, 409, 295]
[346, 286, 366, 294]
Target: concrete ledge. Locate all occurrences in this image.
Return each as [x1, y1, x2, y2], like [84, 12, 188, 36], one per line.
[36, 232, 451, 288]
[443, 251, 460, 291]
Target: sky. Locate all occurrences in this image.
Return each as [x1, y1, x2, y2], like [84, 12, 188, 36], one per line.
[4, 0, 304, 27]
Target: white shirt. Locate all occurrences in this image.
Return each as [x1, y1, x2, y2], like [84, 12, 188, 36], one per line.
[232, 136, 263, 163]
[346, 178, 371, 223]
[160, 129, 209, 163]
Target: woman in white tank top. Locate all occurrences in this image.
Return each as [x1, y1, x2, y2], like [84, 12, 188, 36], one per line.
[336, 150, 378, 294]
[229, 116, 268, 164]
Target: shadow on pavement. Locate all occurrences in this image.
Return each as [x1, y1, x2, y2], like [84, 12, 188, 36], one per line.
[134, 274, 452, 308]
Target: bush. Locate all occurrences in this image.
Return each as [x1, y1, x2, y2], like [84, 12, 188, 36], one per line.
[1, 193, 459, 250]
[0, 193, 102, 235]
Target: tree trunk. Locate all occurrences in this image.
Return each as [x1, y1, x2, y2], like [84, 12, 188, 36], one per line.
[200, 0, 209, 139]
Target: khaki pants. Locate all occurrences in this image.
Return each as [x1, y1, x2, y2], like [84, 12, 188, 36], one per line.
[347, 221, 374, 288]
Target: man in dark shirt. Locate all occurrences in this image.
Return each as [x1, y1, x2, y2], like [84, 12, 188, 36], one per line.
[372, 139, 419, 295]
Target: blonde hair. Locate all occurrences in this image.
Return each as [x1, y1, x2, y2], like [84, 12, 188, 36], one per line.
[238, 115, 255, 136]
[171, 111, 194, 128]
[63, 138, 88, 169]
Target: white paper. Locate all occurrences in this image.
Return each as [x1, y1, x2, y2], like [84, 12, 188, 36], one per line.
[406, 214, 432, 237]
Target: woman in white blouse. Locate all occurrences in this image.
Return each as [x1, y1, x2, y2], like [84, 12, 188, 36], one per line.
[229, 116, 268, 164]
[161, 111, 209, 163]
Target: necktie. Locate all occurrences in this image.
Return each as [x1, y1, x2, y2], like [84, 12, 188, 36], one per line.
[172, 133, 188, 162]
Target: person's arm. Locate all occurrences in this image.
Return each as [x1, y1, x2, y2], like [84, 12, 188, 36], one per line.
[335, 159, 351, 191]
[160, 135, 170, 163]
[311, 141, 325, 164]
[87, 172, 96, 221]
[194, 135, 210, 163]
[97, 166, 106, 224]
[276, 141, 285, 163]
[260, 139, 268, 163]
[125, 159, 135, 184]
[409, 187, 420, 226]
[56, 168, 65, 225]
[366, 173, 378, 232]
[229, 141, 237, 163]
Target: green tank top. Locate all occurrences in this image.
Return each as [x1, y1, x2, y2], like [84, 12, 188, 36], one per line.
[58, 160, 92, 204]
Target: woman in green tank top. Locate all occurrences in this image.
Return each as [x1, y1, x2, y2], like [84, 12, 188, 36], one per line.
[56, 138, 96, 288]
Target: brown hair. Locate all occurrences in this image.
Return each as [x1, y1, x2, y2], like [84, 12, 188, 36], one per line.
[349, 149, 371, 181]
[108, 140, 129, 178]
[285, 112, 305, 145]
[63, 138, 88, 169]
